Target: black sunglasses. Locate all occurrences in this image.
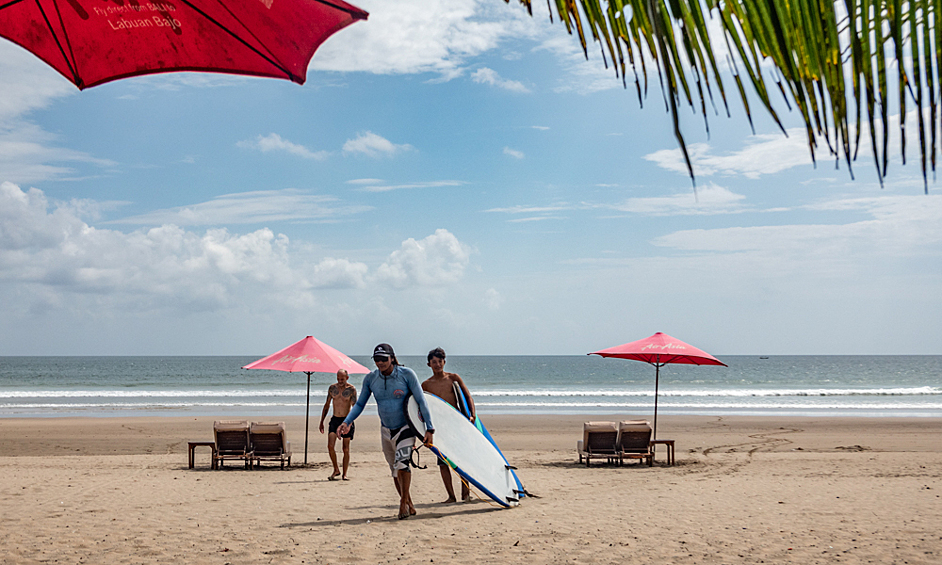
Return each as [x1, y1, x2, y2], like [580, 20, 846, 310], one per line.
[373, 356, 390, 363]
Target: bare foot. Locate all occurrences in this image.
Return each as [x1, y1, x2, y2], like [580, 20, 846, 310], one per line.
[440, 497, 457, 504]
[328, 472, 341, 481]
[398, 502, 412, 520]
[342, 475, 350, 480]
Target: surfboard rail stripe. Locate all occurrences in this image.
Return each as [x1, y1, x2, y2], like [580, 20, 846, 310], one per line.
[424, 443, 513, 508]
[453, 383, 526, 498]
[407, 393, 519, 508]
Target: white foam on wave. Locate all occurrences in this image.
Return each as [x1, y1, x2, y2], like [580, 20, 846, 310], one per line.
[475, 400, 942, 410]
[472, 387, 941, 397]
[0, 389, 307, 399]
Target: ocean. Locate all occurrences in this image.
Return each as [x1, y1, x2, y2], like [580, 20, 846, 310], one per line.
[0, 355, 939, 418]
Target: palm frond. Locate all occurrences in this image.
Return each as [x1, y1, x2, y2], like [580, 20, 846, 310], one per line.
[508, 0, 941, 191]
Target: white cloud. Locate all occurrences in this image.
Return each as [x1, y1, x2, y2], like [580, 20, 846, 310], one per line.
[486, 186, 748, 219]
[485, 204, 570, 214]
[0, 184, 481, 325]
[650, 195, 942, 268]
[537, 32, 623, 95]
[374, 229, 472, 288]
[342, 131, 413, 158]
[354, 180, 465, 193]
[503, 147, 525, 159]
[0, 44, 118, 184]
[643, 133, 822, 179]
[236, 133, 329, 160]
[0, 122, 117, 184]
[644, 109, 942, 183]
[0, 182, 376, 315]
[485, 203, 571, 223]
[108, 189, 371, 226]
[483, 288, 502, 310]
[310, 0, 540, 78]
[532, 126, 550, 131]
[508, 215, 565, 223]
[471, 67, 530, 92]
[0, 42, 75, 120]
[311, 257, 369, 289]
[346, 178, 386, 185]
[603, 183, 749, 216]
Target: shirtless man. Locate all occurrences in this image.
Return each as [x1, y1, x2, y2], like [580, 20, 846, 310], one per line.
[421, 347, 475, 503]
[318, 369, 357, 480]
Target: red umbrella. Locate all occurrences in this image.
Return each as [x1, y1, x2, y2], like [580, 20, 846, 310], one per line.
[589, 332, 727, 439]
[243, 335, 369, 464]
[0, 0, 367, 90]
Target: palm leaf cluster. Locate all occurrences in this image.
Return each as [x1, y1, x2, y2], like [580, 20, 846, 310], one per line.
[510, 0, 941, 191]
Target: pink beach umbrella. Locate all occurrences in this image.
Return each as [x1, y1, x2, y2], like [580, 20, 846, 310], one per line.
[589, 332, 727, 439]
[243, 336, 369, 464]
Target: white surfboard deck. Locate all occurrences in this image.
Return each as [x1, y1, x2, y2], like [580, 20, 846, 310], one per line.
[407, 393, 519, 508]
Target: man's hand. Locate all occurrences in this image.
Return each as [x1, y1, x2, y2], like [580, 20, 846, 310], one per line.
[423, 430, 434, 446]
[318, 421, 325, 434]
[337, 422, 350, 437]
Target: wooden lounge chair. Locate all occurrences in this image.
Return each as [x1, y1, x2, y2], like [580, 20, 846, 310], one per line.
[213, 420, 253, 469]
[249, 422, 292, 469]
[618, 420, 653, 466]
[576, 421, 619, 466]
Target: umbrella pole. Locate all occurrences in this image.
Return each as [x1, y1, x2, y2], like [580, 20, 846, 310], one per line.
[304, 372, 312, 465]
[653, 364, 660, 440]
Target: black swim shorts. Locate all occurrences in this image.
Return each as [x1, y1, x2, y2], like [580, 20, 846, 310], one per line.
[329, 415, 355, 439]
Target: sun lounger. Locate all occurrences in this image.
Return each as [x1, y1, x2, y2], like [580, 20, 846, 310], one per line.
[213, 420, 253, 469]
[577, 421, 619, 466]
[618, 420, 653, 466]
[249, 422, 292, 469]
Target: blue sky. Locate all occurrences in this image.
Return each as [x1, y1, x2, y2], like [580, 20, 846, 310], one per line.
[1, 0, 940, 356]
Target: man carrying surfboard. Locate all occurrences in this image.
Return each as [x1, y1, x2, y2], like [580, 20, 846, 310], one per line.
[337, 344, 435, 520]
[422, 347, 475, 503]
[318, 369, 356, 481]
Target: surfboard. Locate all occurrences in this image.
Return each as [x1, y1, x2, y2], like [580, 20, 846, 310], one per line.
[407, 392, 520, 508]
[452, 383, 525, 499]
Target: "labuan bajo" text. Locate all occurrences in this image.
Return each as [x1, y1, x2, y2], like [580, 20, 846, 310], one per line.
[106, 15, 182, 31]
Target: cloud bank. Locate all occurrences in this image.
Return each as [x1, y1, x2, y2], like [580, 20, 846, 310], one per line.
[0, 183, 472, 318]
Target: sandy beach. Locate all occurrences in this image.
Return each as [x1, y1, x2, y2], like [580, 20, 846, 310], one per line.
[0, 414, 939, 564]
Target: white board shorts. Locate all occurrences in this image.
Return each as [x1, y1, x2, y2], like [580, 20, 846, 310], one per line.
[381, 425, 415, 476]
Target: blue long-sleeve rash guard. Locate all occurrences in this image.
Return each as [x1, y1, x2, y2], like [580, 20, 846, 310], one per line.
[343, 365, 433, 431]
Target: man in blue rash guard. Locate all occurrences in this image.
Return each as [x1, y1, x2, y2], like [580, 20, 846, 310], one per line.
[337, 343, 434, 520]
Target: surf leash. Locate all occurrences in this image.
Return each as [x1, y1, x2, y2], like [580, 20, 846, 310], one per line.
[408, 445, 428, 470]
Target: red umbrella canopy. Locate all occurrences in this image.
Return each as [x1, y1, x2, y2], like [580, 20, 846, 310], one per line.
[589, 332, 727, 367]
[243, 335, 369, 375]
[0, 0, 368, 90]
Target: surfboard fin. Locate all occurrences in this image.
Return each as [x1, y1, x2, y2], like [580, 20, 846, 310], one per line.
[514, 488, 539, 499]
[505, 465, 517, 470]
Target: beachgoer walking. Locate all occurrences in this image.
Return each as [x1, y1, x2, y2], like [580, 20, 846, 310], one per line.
[421, 347, 475, 503]
[337, 344, 434, 520]
[318, 369, 357, 480]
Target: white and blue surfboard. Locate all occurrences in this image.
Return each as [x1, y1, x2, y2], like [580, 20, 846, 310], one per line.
[407, 392, 520, 508]
[452, 383, 525, 499]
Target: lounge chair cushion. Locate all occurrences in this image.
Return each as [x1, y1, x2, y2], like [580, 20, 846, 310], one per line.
[250, 422, 290, 454]
[582, 421, 618, 454]
[618, 420, 652, 454]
